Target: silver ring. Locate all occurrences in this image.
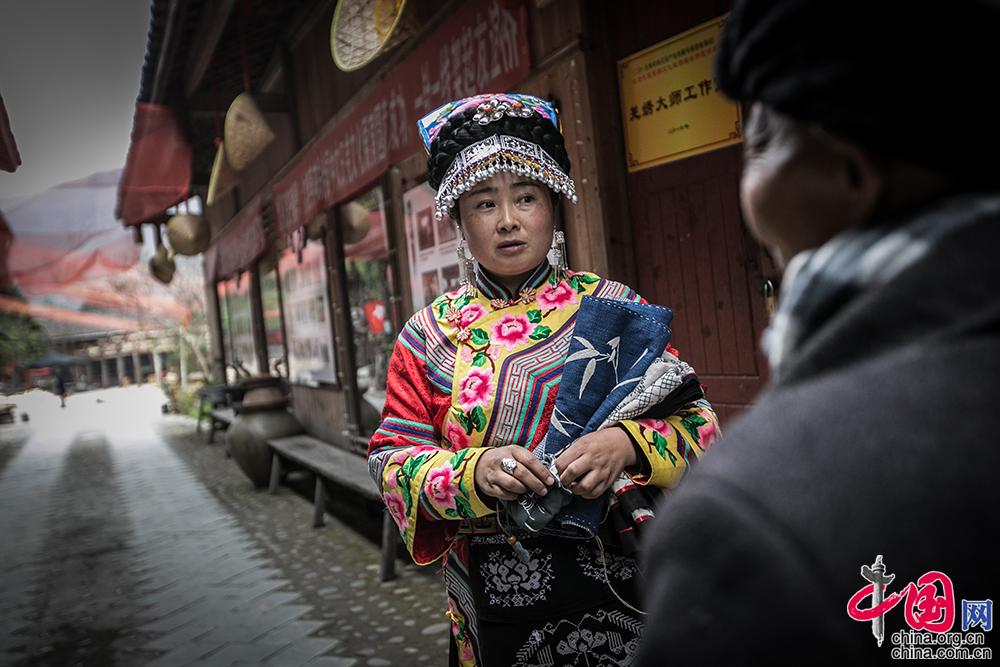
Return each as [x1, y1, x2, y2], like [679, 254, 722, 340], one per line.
[500, 457, 518, 475]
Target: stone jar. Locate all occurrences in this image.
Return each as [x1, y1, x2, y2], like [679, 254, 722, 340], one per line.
[225, 376, 303, 488]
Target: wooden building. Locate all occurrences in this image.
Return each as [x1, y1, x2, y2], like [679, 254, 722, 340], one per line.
[120, 0, 777, 452]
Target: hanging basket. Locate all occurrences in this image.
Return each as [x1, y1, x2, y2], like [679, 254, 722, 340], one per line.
[166, 213, 210, 255]
[331, 0, 416, 72]
[150, 245, 176, 284]
[224, 93, 276, 171]
[341, 201, 371, 245]
[207, 141, 240, 205]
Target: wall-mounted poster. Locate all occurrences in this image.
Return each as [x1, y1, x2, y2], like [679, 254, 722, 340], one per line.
[278, 239, 337, 386]
[618, 15, 741, 171]
[404, 182, 461, 313]
[219, 275, 259, 381]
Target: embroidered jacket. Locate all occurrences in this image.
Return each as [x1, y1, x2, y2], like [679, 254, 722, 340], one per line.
[368, 264, 720, 565]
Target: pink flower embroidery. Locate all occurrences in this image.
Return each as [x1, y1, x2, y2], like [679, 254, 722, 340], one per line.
[425, 463, 459, 509]
[445, 421, 470, 450]
[459, 346, 473, 363]
[459, 303, 487, 328]
[385, 472, 398, 489]
[486, 345, 502, 360]
[492, 314, 533, 350]
[457, 368, 493, 411]
[536, 281, 578, 310]
[391, 445, 438, 465]
[384, 490, 408, 531]
[460, 640, 475, 662]
[697, 419, 719, 448]
[636, 418, 671, 438]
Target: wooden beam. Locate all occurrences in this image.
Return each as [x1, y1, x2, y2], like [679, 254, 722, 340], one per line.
[258, 0, 331, 92]
[188, 92, 288, 114]
[185, 0, 238, 97]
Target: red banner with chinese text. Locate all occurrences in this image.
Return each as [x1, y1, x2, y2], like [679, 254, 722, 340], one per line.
[273, 0, 530, 237]
[205, 197, 268, 281]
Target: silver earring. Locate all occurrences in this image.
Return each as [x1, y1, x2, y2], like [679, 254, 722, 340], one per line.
[550, 229, 568, 281]
[457, 228, 477, 298]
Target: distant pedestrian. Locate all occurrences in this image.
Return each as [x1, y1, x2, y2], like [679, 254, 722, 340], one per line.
[54, 370, 67, 408]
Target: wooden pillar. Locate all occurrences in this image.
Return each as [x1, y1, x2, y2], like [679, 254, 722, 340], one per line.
[179, 332, 189, 389]
[206, 279, 227, 384]
[326, 206, 362, 442]
[132, 349, 143, 384]
[249, 266, 269, 376]
[152, 349, 163, 383]
[100, 357, 110, 388]
[117, 355, 127, 385]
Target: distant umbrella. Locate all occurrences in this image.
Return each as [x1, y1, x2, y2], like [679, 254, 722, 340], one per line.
[28, 350, 88, 368]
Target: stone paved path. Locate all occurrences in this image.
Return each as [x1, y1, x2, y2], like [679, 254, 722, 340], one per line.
[0, 387, 449, 666]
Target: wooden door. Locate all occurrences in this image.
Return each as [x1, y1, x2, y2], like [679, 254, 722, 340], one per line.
[629, 147, 773, 422]
[596, 0, 778, 421]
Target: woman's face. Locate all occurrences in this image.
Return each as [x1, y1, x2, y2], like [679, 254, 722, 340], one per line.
[456, 171, 555, 292]
[740, 102, 879, 266]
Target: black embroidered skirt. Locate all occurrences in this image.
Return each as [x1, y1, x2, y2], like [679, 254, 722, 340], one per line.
[458, 532, 645, 666]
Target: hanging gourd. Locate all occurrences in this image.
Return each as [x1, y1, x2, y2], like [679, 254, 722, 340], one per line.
[166, 213, 210, 255]
[149, 243, 176, 284]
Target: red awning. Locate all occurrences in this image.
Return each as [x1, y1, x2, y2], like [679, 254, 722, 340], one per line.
[0, 94, 21, 173]
[117, 102, 191, 226]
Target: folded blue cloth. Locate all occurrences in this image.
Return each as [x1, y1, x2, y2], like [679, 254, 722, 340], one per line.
[539, 295, 673, 538]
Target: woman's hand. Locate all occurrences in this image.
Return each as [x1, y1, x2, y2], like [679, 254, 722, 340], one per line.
[554, 428, 637, 499]
[474, 446, 555, 502]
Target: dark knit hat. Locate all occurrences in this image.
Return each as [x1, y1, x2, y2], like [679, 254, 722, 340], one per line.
[715, 0, 1000, 175]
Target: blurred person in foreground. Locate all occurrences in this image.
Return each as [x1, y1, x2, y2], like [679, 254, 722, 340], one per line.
[636, 1, 1000, 663]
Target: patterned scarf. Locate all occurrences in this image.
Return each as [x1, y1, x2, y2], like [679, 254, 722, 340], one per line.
[764, 193, 1000, 380]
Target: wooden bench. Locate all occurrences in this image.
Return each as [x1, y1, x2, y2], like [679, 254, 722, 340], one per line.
[207, 408, 235, 443]
[267, 434, 397, 581]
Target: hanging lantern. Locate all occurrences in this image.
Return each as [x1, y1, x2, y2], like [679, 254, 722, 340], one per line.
[207, 141, 239, 205]
[166, 213, 210, 255]
[224, 93, 275, 171]
[149, 244, 176, 284]
[331, 0, 416, 72]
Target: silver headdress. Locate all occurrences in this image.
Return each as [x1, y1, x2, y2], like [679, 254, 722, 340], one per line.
[417, 93, 579, 221]
[433, 134, 578, 221]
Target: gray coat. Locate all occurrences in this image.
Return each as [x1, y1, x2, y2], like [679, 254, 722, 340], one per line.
[637, 207, 1000, 663]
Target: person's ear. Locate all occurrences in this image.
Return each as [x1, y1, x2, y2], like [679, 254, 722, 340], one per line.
[810, 126, 883, 227]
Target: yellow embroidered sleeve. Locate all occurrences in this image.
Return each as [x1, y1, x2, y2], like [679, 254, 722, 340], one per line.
[618, 398, 721, 488]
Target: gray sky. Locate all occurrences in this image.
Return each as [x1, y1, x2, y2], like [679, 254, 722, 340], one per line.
[0, 0, 151, 202]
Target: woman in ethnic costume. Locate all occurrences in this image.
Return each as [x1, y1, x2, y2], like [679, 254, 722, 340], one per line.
[368, 93, 720, 666]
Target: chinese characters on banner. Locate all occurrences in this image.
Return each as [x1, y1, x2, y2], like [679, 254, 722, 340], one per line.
[403, 182, 460, 312]
[273, 0, 530, 238]
[278, 240, 338, 386]
[617, 15, 742, 171]
[204, 197, 267, 281]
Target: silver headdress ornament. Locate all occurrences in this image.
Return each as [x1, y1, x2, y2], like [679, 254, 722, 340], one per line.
[434, 134, 578, 221]
[472, 98, 534, 125]
[417, 93, 579, 221]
